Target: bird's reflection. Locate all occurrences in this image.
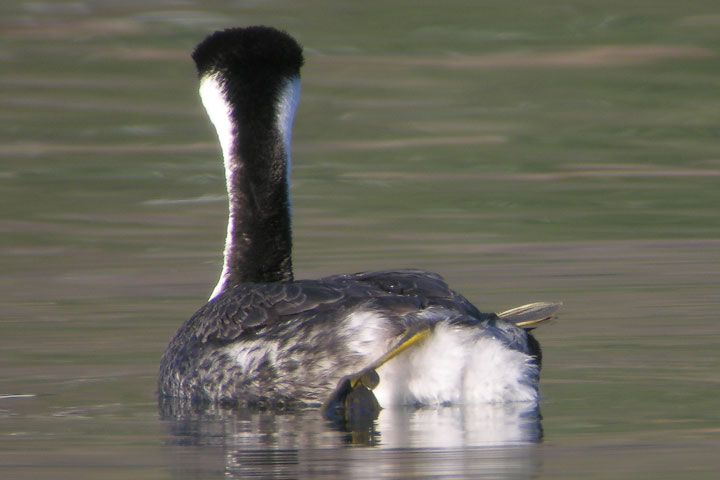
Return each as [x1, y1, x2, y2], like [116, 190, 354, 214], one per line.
[160, 398, 542, 479]
[377, 402, 542, 447]
[160, 396, 541, 446]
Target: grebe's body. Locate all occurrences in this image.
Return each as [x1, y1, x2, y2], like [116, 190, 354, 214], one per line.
[158, 27, 558, 417]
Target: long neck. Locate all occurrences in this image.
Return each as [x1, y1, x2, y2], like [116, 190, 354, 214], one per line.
[200, 73, 300, 299]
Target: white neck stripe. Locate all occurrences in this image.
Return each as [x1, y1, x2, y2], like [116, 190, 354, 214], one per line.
[276, 77, 301, 188]
[200, 74, 236, 300]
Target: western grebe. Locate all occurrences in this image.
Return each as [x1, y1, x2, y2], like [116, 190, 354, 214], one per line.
[158, 26, 560, 421]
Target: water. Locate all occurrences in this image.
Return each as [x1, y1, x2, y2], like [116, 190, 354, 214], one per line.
[2, 1, 720, 478]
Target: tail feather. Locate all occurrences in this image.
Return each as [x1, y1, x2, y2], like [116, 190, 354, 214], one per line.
[497, 302, 562, 328]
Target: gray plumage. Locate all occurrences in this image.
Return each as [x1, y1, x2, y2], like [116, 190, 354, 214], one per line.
[158, 269, 535, 408]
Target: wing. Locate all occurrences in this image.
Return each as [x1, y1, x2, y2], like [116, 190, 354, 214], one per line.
[323, 268, 453, 298]
[185, 281, 351, 344]
[325, 268, 492, 321]
[177, 269, 493, 346]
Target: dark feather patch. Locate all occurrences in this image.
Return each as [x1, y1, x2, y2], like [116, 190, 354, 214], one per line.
[192, 26, 303, 79]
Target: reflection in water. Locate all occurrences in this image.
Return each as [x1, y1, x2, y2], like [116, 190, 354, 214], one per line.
[377, 403, 542, 448]
[161, 401, 542, 479]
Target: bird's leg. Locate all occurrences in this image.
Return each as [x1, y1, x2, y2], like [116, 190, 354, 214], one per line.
[322, 325, 432, 427]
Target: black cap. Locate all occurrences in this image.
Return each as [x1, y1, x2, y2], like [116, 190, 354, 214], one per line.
[192, 26, 304, 80]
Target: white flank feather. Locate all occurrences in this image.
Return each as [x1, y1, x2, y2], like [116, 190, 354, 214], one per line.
[374, 323, 538, 406]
